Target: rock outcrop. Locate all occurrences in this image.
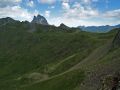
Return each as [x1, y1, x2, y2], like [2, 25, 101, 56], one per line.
[99, 72, 120, 90]
[31, 15, 48, 25]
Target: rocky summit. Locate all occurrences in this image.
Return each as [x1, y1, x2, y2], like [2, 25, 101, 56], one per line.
[31, 14, 48, 25]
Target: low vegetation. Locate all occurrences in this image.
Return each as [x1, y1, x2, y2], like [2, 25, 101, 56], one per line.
[0, 21, 120, 90]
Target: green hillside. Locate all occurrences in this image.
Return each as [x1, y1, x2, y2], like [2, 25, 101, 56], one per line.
[0, 21, 119, 90]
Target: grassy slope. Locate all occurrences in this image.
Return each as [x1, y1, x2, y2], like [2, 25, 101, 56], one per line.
[21, 29, 119, 90]
[21, 70, 85, 90]
[0, 23, 118, 90]
[20, 39, 113, 90]
[77, 47, 120, 90]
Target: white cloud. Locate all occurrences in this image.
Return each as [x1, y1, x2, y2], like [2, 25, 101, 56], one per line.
[39, 0, 56, 4]
[48, 16, 96, 27]
[81, 0, 98, 4]
[27, 0, 34, 7]
[48, 15, 120, 27]
[0, 0, 21, 7]
[0, 6, 39, 21]
[38, 0, 70, 4]
[45, 10, 51, 18]
[103, 9, 120, 18]
[62, 2, 70, 10]
[62, 2, 99, 19]
[49, 1, 100, 27]
[48, 1, 120, 26]
[62, 0, 69, 3]
[82, 0, 91, 4]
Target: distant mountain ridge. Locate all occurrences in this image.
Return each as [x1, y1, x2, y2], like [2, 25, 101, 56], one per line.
[0, 16, 120, 33]
[78, 24, 120, 32]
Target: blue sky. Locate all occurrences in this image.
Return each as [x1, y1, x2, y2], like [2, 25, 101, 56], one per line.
[0, 0, 120, 26]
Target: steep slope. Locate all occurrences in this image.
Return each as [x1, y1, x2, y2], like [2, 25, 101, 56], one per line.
[113, 29, 120, 47]
[20, 29, 119, 90]
[75, 28, 120, 90]
[19, 40, 112, 90]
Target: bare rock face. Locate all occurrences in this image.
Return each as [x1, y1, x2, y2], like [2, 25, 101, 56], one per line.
[99, 72, 120, 90]
[113, 28, 120, 47]
[31, 14, 48, 25]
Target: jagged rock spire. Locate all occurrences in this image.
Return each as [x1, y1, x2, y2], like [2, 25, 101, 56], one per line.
[31, 14, 48, 25]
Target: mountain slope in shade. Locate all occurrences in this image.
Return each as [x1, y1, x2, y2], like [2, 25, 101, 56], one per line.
[0, 17, 19, 26]
[113, 28, 120, 47]
[31, 14, 48, 25]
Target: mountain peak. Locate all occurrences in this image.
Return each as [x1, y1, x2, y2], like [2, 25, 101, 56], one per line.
[59, 23, 69, 29]
[60, 23, 66, 26]
[31, 14, 48, 25]
[37, 14, 42, 18]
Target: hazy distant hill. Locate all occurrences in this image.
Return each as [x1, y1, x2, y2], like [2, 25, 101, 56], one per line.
[78, 24, 120, 32]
